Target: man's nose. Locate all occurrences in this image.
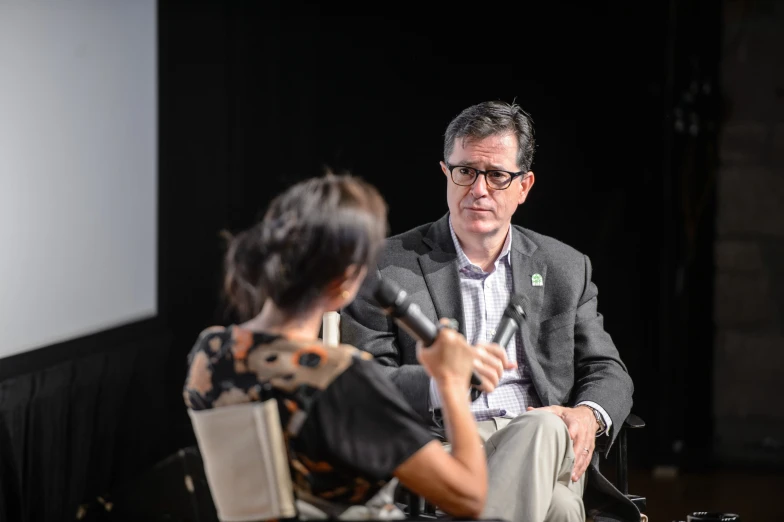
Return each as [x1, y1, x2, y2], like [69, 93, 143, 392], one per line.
[470, 174, 490, 197]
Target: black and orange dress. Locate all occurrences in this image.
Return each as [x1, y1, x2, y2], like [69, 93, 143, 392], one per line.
[183, 325, 434, 511]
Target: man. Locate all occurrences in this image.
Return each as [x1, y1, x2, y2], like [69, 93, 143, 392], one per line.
[341, 100, 636, 522]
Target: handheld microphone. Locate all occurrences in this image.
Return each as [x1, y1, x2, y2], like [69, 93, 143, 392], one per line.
[492, 294, 527, 346]
[373, 278, 482, 387]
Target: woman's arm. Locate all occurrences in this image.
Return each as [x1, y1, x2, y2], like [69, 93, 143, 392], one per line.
[393, 327, 487, 519]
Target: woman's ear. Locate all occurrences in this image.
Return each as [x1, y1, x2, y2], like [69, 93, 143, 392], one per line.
[344, 264, 368, 287]
[340, 265, 367, 300]
[323, 264, 368, 310]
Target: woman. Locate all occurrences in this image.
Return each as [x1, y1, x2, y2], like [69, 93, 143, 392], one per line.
[183, 174, 486, 518]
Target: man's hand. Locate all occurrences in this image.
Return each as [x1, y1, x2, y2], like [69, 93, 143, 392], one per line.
[526, 405, 597, 482]
[472, 342, 517, 394]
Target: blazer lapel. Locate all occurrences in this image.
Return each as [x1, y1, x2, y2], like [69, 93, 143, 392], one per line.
[417, 215, 466, 336]
[509, 227, 552, 405]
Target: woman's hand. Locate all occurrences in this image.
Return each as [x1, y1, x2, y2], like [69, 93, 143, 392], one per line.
[416, 319, 476, 388]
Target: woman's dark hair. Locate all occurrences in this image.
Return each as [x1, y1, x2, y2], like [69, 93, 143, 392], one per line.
[223, 173, 388, 320]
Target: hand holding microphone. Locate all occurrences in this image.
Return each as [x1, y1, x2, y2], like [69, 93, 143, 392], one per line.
[373, 277, 483, 387]
[372, 278, 528, 394]
[470, 294, 527, 393]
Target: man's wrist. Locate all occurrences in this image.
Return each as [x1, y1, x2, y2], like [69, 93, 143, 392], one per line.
[579, 404, 607, 435]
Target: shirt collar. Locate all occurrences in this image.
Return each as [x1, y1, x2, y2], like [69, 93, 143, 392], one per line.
[448, 216, 512, 274]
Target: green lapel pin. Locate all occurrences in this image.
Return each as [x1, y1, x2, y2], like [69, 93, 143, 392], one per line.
[531, 273, 543, 287]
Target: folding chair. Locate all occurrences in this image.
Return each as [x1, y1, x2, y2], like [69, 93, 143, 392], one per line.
[189, 390, 501, 521]
[189, 402, 298, 522]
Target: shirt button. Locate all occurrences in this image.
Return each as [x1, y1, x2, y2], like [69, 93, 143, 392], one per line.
[500, 409, 507, 416]
[489, 328, 496, 336]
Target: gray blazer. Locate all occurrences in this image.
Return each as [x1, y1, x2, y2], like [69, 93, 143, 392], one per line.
[341, 214, 638, 519]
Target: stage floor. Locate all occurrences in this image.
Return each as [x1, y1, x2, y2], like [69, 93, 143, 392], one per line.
[625, 467, 784, 522]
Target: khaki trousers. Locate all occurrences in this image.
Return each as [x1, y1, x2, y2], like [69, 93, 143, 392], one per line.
[477, 409, 586, 522]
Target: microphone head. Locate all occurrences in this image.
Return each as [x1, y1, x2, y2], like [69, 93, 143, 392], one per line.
[503, 293, 527, 324]
[373, 278, 404, 309]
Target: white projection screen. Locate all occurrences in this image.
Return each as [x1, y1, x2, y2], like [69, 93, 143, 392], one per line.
[0, 1, 157, 358]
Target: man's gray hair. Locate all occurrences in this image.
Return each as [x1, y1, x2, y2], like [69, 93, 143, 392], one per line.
[443, 100, 536, 172]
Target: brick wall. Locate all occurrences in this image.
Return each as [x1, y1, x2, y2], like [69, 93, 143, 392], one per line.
[714, 0, 784, 466]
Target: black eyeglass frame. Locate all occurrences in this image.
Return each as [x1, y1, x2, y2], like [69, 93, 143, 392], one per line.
[446, 163, 528, 190]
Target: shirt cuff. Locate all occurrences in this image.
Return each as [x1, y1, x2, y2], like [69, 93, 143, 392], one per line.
[428, 377, 442, 410]
[577, 400, 613, 436]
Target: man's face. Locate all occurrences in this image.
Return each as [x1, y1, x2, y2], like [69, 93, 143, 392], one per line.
[440, 133, 534, 239]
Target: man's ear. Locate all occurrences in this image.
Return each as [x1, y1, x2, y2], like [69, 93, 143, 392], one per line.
[519, 171, 535, 204]
[440, 161, 450, 178]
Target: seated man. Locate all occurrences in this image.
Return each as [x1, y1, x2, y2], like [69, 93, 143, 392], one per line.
[341, 100, 637, 522]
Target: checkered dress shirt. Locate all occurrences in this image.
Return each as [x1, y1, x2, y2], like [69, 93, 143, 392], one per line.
[428, 219, 542, 421]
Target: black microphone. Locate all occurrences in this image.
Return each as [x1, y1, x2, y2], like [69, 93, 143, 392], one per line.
[492, 294, 527, 346]
[373, 277, 483, 387]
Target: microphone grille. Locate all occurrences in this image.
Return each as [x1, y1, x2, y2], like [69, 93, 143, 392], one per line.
[503, 293, 527, 323]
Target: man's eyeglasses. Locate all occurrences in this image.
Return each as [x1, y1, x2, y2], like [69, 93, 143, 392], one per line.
[447, 164, 527, 190]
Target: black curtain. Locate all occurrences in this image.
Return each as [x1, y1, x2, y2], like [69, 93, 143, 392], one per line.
[653, 0, 721, 470]
[213, 1, 674, 466]
[0, 1, 723, 520]
[0, 333, 170, 521]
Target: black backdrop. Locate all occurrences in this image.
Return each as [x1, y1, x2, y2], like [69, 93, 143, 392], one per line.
[0, 1, 721, 520]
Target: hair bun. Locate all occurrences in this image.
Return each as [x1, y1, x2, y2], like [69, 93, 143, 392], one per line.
[222, 174, 388, 320]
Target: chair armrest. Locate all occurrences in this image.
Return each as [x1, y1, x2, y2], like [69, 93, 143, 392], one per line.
[623, 413, 645, 429]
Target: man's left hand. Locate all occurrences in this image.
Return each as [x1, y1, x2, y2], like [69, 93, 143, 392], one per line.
[526, 405, 597, 482]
